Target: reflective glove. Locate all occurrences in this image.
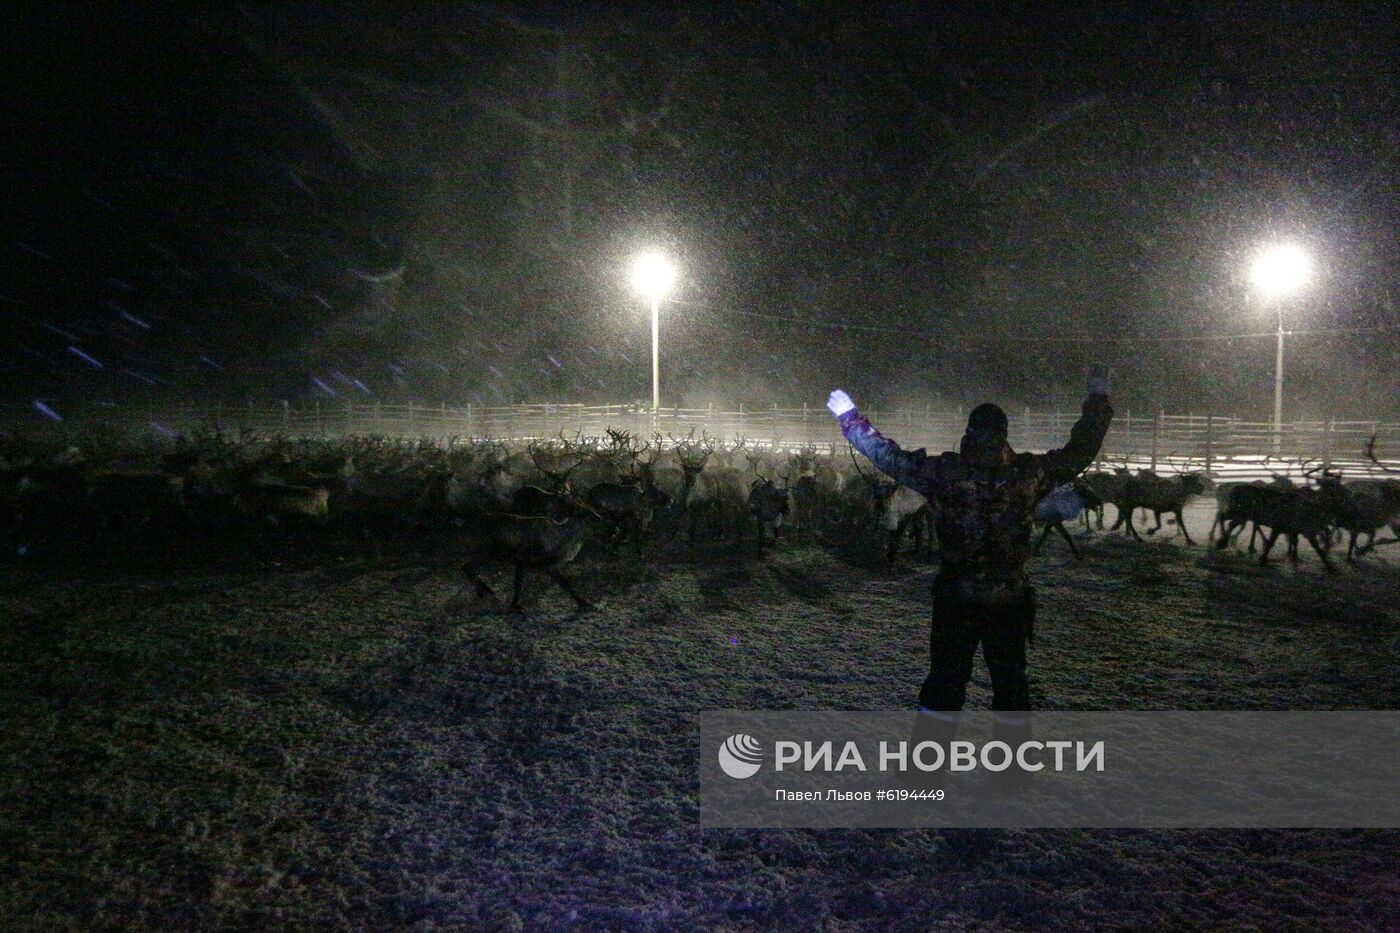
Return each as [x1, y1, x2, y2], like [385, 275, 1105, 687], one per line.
[1087, 364, 1111, 397]
[826, 389, 856, 418]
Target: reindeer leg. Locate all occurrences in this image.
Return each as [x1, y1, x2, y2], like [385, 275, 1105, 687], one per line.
[1247, 523, 1260, 554]
[1056, 522, 1080, 558]
[1224, 518, 1245, 549]
[887, 520, 906, 564]
[1307, 534, 1339, 574]
[1146, 510, 1162, 536]
[1177, 510, 1194, 546]
[1259, 530, 1280, 566]
[461, 562, 499, 602]
[1214, 519, 1232, 549]
[546, 567, 594, 610]
[1034, 523, 1054, 555]
[509, 563, 528, 613]
[1124, 508, 1143, 542]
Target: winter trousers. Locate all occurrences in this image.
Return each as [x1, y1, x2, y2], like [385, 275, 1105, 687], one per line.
[917, 578, 1035, 715]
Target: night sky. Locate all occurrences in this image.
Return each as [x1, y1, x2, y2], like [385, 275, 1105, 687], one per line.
[4, 3, 1398, 419]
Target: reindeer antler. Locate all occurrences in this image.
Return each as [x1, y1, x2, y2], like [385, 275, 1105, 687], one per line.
[1364, 433, 1400, 474]
[849, 444, 878, 488]
[672, 429, 713, 470]
[604, 428, 636, 453]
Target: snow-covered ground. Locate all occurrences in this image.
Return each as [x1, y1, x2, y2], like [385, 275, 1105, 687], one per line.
[1, 515, 1396, 928]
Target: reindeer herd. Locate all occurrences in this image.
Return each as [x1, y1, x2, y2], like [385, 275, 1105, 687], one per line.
[1038, 444, 1400, 574]
[2, 426, 1398, 609]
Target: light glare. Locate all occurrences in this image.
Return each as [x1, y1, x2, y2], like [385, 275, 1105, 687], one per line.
[1249, 244, 1310, 297]
[631, 253, 677, 298]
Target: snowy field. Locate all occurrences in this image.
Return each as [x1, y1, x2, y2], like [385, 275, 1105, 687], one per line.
[2, 501, 1397, 929]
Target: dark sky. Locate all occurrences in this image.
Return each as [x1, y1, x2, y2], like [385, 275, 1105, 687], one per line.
[3, 3, 1398, 420]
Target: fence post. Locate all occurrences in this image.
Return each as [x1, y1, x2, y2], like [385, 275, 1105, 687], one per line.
[1150, 410, 1161, 471]
[1323, 416, 1334, 470]
[1204, 413, 1214, 474]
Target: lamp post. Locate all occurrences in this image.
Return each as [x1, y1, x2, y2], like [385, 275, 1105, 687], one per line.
[1248, 244, 1309, 449]
[630, 252, 677, 417]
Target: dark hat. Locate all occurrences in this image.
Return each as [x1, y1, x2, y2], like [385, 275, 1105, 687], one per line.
[966, 402, 1008, 437]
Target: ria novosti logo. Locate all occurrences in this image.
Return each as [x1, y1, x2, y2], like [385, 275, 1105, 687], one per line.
[718, 734, 763, 779]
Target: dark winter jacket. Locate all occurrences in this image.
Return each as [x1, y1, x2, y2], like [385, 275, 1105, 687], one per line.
[840, 393, 1113, 600]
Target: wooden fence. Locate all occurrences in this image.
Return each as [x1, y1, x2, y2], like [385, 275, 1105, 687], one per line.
[7, 400, 1400, 481]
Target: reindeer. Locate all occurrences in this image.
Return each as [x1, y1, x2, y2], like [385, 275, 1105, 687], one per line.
[583, 436, 669, 553]
[1033, 480, 1103, 557]
[1215, 464, 1346, 572]
[511, 440, 590, 516]
[1259, 471, 1348, 573]
[1336, 435, 1400, 558]
[1334, 479, 1400, 560]
[13, 449, 97, 546]
[849, 446, 933, 563]
[1081, 465, 1131, 530]
[673, 433, 747, 541]
[787, 472, 821, 533]
[1210, 467, 1296, 552]
[635, 435, 686, 509]
[1117, 463, 1213, 545]
[86, 468, 188, 538]
[235, 480, 332, 527]
[746, 472, 791, 555]
[673, 436, 717, 542]
[782, 445, 840, 532]
[447, 441, 518, 514]
[571, 428, 634, 489]
[459, 487, 598, 613]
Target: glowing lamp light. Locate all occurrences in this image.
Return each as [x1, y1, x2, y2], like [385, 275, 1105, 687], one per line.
[1249, 244, 1310, 297]
[631, 252, 676, 299]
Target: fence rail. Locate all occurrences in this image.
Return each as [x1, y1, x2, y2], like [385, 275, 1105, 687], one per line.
[7, 401, 1400, 480]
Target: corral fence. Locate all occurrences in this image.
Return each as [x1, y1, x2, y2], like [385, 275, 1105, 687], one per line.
[7, 400, 1400, 481]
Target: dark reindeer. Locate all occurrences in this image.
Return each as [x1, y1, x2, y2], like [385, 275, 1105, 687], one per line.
[849, 446, 933, 563]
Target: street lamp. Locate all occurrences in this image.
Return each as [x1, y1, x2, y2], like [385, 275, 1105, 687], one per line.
[1248, 244, 1310, 445]
[630, 252, 677, 415]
